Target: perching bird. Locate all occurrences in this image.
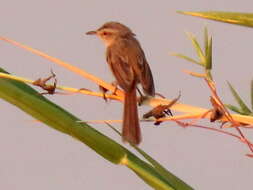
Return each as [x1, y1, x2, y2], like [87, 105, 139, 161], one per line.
[86, 22, 155, 145]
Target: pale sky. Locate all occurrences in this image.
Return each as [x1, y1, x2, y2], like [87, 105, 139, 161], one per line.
[0, 0, 253, 189]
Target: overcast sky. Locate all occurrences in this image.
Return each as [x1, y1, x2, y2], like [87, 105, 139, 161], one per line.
[0, 0, 253, 189]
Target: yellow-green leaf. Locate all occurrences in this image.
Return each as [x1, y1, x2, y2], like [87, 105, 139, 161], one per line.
[171, 53, 201, 66]
[225, 104, 245, 115]
[251, 80, 253, 111]
[205, 37, 212, 70]
[106, 123, 193, 190]
[178, 11, 253, 28]
[227, 81, 252, 114]
[186, 33, 206, 66]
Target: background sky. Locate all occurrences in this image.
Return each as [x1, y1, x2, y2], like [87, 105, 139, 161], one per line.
[0, 0, 253, 189]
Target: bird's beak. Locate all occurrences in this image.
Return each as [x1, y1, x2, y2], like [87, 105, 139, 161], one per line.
[86, 30, 97, 35]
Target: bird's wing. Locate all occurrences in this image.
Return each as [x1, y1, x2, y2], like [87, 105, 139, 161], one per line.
[138, 52, 155, 96]
[106, 46, 135, 92]
[106, 38, 155, 96]
[129, 39, 155, 96]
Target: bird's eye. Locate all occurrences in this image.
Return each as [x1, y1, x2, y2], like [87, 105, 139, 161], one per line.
[102, 32, 109, 36]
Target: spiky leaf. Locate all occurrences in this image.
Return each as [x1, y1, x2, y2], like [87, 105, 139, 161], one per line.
[225, 104, 245, 115]
[186, 33, 206, 66]
[205, 37, 212, 70]
[171, 53, 201, 66]
[227, 81, 251, 114]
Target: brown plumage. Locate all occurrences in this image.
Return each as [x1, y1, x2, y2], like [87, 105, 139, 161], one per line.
[87, 22, 155, 145]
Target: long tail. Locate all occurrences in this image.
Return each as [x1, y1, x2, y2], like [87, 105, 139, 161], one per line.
[122, 88, 141, 145]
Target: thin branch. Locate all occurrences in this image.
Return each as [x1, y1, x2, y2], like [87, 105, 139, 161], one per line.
[0, 36, 124, 98]
[173, 120, 253, 148]
[0, 72, 122, 101]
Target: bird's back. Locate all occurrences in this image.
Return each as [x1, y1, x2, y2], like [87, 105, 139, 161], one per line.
[106, 36, 155, 96]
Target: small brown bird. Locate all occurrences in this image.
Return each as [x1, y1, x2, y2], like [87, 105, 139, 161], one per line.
[87, 22, 155, 145]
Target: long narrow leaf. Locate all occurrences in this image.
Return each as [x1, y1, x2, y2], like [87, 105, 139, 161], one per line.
[227, 81, 251, 114]
[0, 68, 188, 190]
[178, 11, 253, 28]
[127, 154, 176, 190]
[106, 123, 193, 190]
[133, 146, 193, 190]
[205, 37, 212, 70]
[171, 53, 201, 66]
[225, 104, 245, 115]
[186, 32, 206, 66]
[251, 80, 253, 111]
[0, 68, 125, 164]
[204, 27, 209, 57]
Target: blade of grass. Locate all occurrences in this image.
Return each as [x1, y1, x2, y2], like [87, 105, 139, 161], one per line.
[227, 81, 251, 114]
[106, 123, 193, 190]
[0, 67, 188, 190]
[178, 11, 253, 28]
[205, 37, 212, 70]
[132, 146, 193, 190]
[225, 104, 245, 115]
[204, 27, 209, 57]
[183, 70, 206, 78]
[126, 154, 176, 190]
[0, 68, 125, 163]
[251, 80, 253, 111]
[171, 53, 201, 66]
[186, 32, 206, 66]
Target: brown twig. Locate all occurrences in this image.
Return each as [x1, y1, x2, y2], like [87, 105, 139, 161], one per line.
[173, 119, 253, 149]
[204, 78, 253, 153]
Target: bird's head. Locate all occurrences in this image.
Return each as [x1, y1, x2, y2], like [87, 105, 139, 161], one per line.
[86, 22, 135, 46]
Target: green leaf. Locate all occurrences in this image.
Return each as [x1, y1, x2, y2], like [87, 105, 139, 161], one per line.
[171, 53, 201, 66]
[186, 32, 206, 66]
[203, 27, 212, 71]
[205, 69, 212, 81]
[0, 68, 125, 164]
[225, 104, 245, 115]
[0, 67, 191, 190]
[127, 154, 176, 190]
[227, 81, 252, 114]
[205, 37, 212, 70]
[133, 146, 193, 190]
[178, 11, 253, 28]
[106, 123, 193, 190]
[204, 27, 209, 57]
[251, 80, 253, 111]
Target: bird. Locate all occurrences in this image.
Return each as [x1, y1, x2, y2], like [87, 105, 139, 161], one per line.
[86, 21, 155, 145]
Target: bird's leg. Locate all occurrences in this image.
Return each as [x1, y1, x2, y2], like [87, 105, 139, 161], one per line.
[155, 92, 166, 99]
[97, 81, 118, 102]
[111, 81, 119, 95]
[97, 85, 108, 102]
[136, 87, 149, 106]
